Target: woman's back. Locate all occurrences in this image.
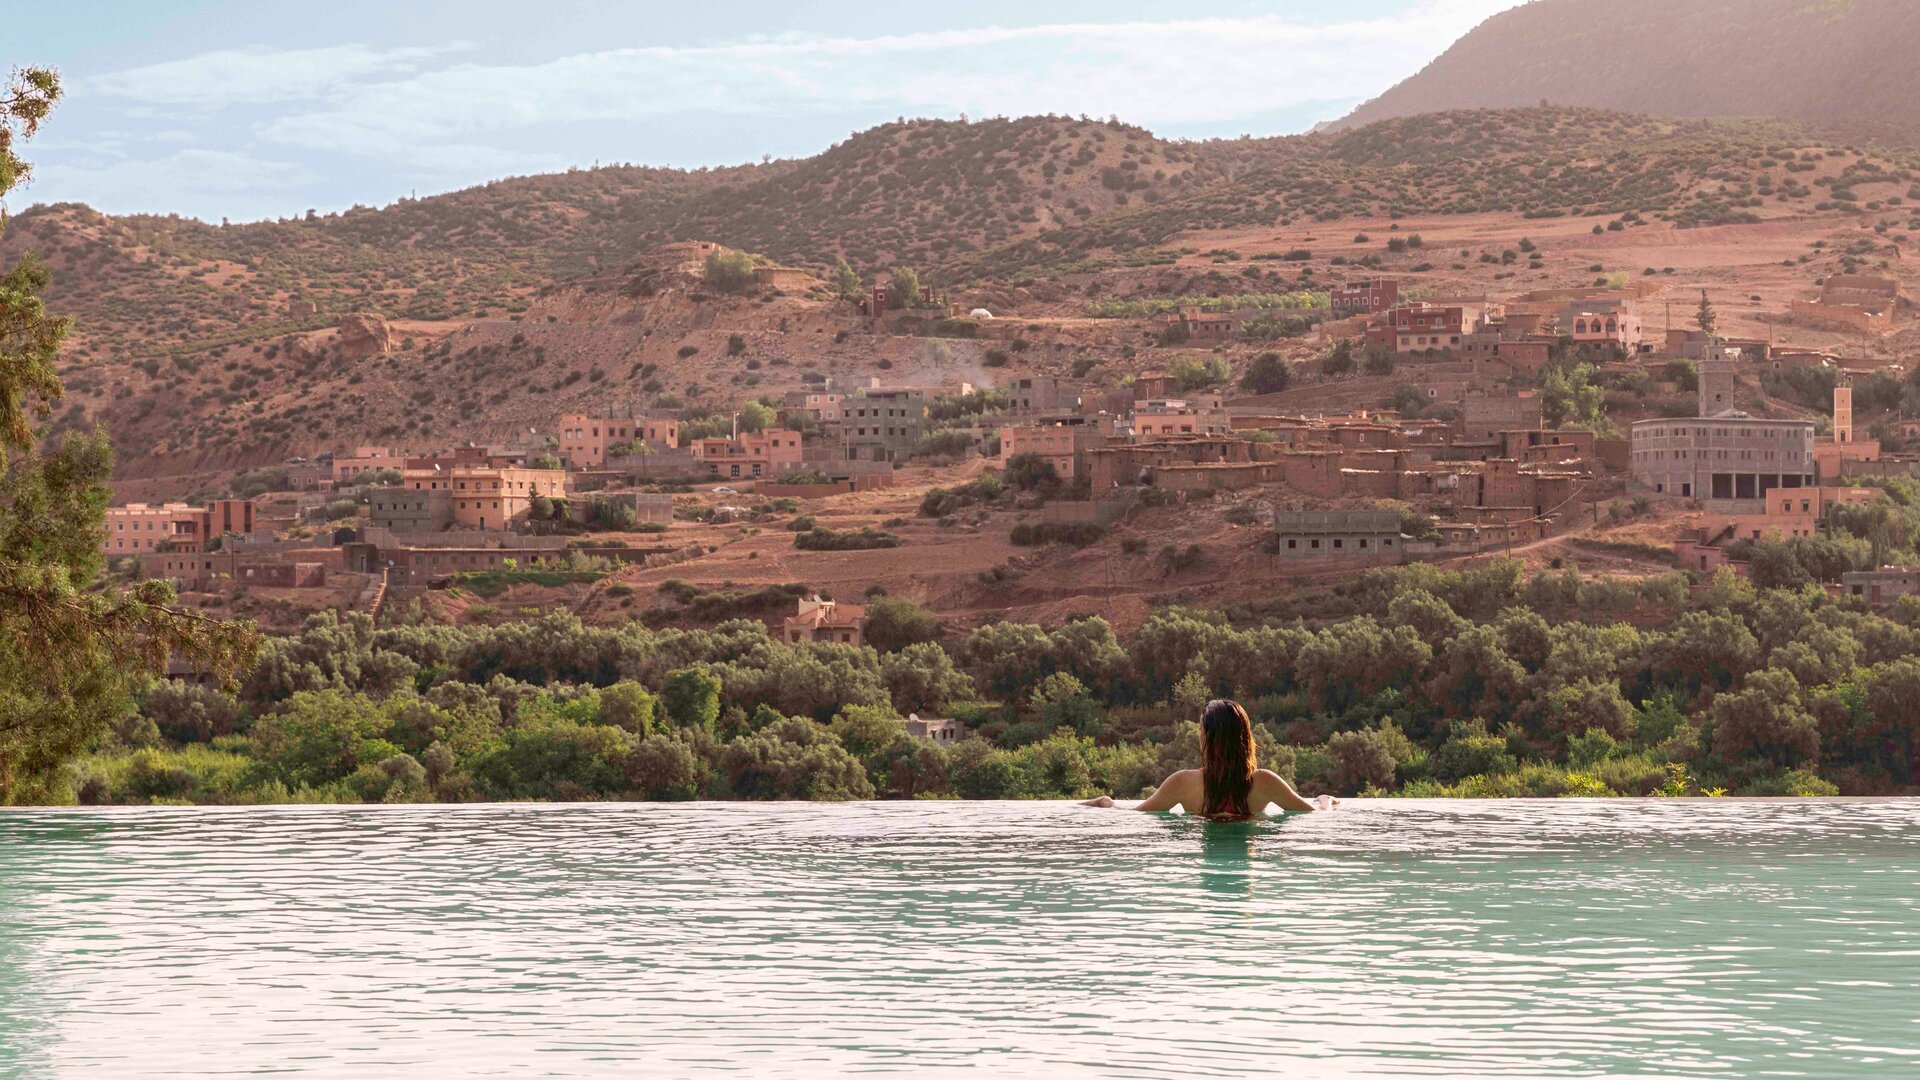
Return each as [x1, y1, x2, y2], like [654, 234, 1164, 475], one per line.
[1116, 768, 1323, 817]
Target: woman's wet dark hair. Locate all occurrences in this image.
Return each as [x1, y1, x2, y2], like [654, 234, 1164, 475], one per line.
[1200, 699, 1257, 819]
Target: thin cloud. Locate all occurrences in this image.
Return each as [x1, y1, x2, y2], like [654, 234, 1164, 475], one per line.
[88, 42, 474, 107]
[224, 2, 1518, 156]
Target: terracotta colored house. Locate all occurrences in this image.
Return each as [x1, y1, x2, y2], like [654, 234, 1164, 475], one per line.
[103, 500, 255, 556]
[783, 596, 865, 646]
[405, 466, 567, 530]
[999, 424, 1080, 480]
[1331, 278, 1399, 316]
[559, 412, 680, 468]
[692, 430, 805, 479]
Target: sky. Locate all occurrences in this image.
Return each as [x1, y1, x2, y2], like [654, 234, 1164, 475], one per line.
[9, 0, 1526, 222]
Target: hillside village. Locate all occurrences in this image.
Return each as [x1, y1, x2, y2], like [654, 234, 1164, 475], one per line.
[103, 225, 1920, 647]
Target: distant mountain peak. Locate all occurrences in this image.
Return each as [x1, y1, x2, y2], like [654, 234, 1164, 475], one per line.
[1337, 0, 1920, 132]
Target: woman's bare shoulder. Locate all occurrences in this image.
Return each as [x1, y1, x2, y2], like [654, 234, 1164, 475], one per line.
[1154, 769, 1203, 791]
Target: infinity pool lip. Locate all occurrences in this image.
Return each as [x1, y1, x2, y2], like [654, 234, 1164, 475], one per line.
[5, 793, 1913, 813]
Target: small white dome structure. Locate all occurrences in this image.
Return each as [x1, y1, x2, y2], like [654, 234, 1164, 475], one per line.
[969, 307, 994, 319]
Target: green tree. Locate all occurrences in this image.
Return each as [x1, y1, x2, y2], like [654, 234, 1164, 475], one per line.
[705, 249, 758, 292]
[471, 715, 634, 800]
[1710, 669, 1818, 774]
[250, 690, 403, 790]
[661, 668, 723, 731]
[862, 596, 942, 653]
[1325, 729, 1397, 795]
[627, 732, 706, 800]
[736, 400, 777, 434]
[1319, 338, 1355, 376]
[598, 681, 659, 737]
[828, 705, 905, 764]
[879, 642, 973, 715]
[888, 267, 923, 309]
[829, 256, 862, 302]
[1002, 452, 1059, 493]
[1541, 359, 1606, 431]
[0, 71, 256, 800]
[1240, 351, 1292, 395]
[1695, 289, 1718, 337]
[1029, 672, 1100, 736]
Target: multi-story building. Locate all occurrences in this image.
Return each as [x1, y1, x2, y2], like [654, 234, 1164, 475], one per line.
[103, 500, 255, 556]
[1331, 278, 1400, 316]
[368, 487, 454, 533]
[332, 446, 408, 486]
[1562, 301, 1643, 353]
[403, 466, 567, 530]
[691, 430, 805, 479]
[782, 596, 866, 646]
[1006, 376, 1085, 416]
[845, 388, 930, 462]
[1385, 303, 1483, 354]
[1133, 401, 1232, 440]
[781, 389, 846, 424]
[1630, 360, 1815, 510]
[1132, 373, 1179, 401]
[1461, 392, 1544, 441]
[999, 424, 1081, 480]
[558, 412, 680, 469]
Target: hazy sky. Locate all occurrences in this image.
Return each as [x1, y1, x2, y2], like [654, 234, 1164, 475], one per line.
[10, 0, 1524, 222]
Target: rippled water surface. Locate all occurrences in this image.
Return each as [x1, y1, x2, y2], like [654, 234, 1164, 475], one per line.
[2, 800, 1919, 1078]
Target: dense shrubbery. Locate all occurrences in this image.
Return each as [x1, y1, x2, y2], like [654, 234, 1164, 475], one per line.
[649, 580, 814, 624]
[794, 528, 901, 551]
[56, 552, 1920, 805]
[920, 474, 1006, 518]
[1084, 290, 1326, 319]
[1010, 522, 1105, 547]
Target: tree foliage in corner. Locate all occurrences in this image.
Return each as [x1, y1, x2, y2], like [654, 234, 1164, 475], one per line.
[0, 69, 257, 801]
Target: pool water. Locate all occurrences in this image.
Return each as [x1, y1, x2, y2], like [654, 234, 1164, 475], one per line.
[2, 800, 1917, 1078]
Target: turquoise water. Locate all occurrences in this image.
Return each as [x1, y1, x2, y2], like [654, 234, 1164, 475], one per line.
[1, 800, 1917, 1078]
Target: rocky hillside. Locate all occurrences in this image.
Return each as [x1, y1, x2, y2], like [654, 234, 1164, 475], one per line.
[0, 164, 744, 362]
[960, 108, 1919, 279]
[3, 116, 1286, 361]
[1340, 0, 1920, 133]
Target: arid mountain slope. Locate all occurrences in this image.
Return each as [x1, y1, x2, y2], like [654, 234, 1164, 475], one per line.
[1340, 0, 1920, 133]
[960, 108, 1916, 277]
[2, 116, 1279, 361]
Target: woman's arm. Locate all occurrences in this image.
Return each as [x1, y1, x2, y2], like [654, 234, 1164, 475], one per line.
[1080, 770, 1196, 812]
[1253, 770, 1337, 812]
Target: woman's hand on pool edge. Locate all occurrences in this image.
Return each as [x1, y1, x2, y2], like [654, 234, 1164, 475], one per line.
[1312, 794, 1339, 810]
[1079, 796, 1116, 808]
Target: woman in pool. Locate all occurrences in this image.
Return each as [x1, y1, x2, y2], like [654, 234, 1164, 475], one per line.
[1081, 699, 1337, 817]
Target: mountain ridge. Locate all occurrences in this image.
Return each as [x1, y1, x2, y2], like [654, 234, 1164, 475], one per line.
[1339, 0, 1920, 132]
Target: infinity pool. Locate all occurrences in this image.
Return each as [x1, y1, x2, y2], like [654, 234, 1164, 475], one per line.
[1, 800, 1916, 1078]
